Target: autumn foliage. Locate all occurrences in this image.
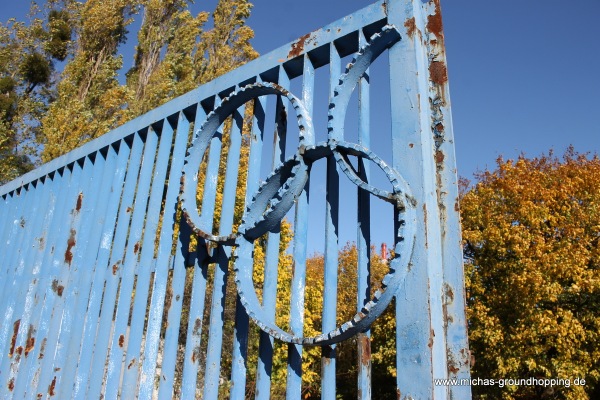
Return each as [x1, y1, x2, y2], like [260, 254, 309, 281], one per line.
[461, 149, 600, 399]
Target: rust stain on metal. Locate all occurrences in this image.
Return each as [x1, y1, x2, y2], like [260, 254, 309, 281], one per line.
[447, 353, 460, 375]
[134, 241, 140, 254]
[48, 376, 57, 396]
[192, 347, 201, 363]
[429, 61, 448, 85]
[112, 264, 118, 275]
[75, 192, 83, 212]
[9, 319, 20, 358]
[119, 334, 125, 348]
[358, 334, 371, 366]
[39, 337, 47, 359]
[428, 329, 435, 348]
[8, 378, 14, 391]
[128, 358, 136, 369]
[193, 318, 202, 335]
[435, 150, 445, 164]
[64, 229, 76, 265]
[434, 122, 444, 134]
[126, 206, 132, 213]
[455, 200, 459, 212]
[423, 204, 428, 248]
[37, 393, 43, 398]
[426, 11, 444, 38]
[25, 324, 35, 356]
[442, 283, 455, 326]
[445, 283, 455, 302]
[15, 346, 23, 355]
[404, 17, 416, 38]
[409, 143, 414, 148]
[52, 280, 64, 296]
[288, 33, 310, 59]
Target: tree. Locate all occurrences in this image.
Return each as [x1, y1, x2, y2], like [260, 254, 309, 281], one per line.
[40, 0, 135, 162]
[460, 149, 600, 400]
[40, 0, 258, 161]
[0, 2, 72, 183]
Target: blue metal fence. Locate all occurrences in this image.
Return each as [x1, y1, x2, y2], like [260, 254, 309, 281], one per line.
[0, 0, 470, 398]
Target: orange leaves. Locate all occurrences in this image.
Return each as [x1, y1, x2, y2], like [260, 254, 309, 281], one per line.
[462, 149, 600, 399]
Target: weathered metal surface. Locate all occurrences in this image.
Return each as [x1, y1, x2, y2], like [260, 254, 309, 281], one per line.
[0, 0, 470, 398]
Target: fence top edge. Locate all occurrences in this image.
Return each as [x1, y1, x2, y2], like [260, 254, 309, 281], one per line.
[1, 0, 387, 196]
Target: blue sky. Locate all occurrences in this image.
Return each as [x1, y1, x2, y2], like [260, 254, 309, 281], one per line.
[3, 0, 598, 178]
[2, 0, 600, 252]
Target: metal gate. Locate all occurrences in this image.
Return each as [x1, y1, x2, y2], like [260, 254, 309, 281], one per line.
[0, 0, 470, 398]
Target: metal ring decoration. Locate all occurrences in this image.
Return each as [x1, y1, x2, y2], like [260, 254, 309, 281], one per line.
[184, 24, 415, 345]
[180, 82, 314, 245]
[234, 141, 416, 345]
[231, 25, 415, 345]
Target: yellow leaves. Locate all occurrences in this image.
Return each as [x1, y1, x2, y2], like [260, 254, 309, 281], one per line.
[462, 150, 600, 399]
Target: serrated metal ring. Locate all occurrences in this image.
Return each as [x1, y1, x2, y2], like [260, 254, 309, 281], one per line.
[233, 141, 416, 345]
[180, 82, 313, 244]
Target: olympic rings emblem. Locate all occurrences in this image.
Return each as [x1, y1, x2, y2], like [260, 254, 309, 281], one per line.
[181, 25, 416, 345]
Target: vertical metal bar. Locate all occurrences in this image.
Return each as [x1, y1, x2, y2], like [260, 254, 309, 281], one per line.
[120, 119, 175, 399]
[103, 127, 160, 400]
[356, 28, 372, 400]
[157, 219, 191, 400]
[179, 105, 211, 400]
[387, 0, 446, 397]
[286, 53, 314, 400]
[255, 66, 290, 400]
[34, 155, 98, 397]
[230, 85, 267, 399]
[321, 41, 341, 400]
[203, 104, 246, 400]
[83, 132, 145, 400]
[138, 112, 191, 399]
[60, 141, 131, 399]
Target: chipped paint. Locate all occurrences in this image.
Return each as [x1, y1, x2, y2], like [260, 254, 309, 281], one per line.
[25, 325, 35, 356]
[288, 33, 311, 59]
[435, 150, 445, 164]
[75, 192, 83, 212]
[404, 17, 417, 38]
[426, 10, 444, 39]
[429, 61, 448, 85]
[48, 376, 57, 396]
[9, 319, 21, 358]
[64, 228, 76, 264]
[52, 279, 64, 296]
